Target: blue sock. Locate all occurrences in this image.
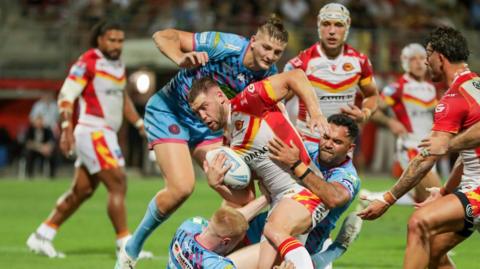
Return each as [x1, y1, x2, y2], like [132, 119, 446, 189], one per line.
[125, 197, 167, 259]
[311, 241, 346, 269]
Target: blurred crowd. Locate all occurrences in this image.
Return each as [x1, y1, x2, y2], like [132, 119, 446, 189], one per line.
[19, 0, 480, 33]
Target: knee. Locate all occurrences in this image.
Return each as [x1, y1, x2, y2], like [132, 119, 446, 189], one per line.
[171, 184, 194, 202]
[263, 221, 281, 242]
[407, 213, 430, 236]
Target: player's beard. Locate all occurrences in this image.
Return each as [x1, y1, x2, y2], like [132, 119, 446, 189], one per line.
[104, 49, 122, 60]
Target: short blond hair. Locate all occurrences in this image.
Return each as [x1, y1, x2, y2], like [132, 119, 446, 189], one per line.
[210, 206, 248, 238]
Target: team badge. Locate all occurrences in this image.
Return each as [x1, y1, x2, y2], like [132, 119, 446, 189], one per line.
[331, 64, 336, 71]
[234, 120, 244, 131]
[342, 62, 354, 71]
[168, 124, 180, 135]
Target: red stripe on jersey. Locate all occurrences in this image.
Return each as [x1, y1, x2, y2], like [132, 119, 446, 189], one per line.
[264, 111, 311, 165]
[96, 70, 125, 82]
[82, 82, 105, 117]
[391, 100, 413, 133]
[402, 94, 437, 107]
[308, 74, 361, 90]
[232, 116, 260, 151]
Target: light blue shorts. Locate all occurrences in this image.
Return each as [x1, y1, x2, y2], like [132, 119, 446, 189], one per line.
[144, 91, 223, 149]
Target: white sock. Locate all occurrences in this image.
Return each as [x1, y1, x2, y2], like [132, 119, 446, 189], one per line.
[116, 234, 131, 249]
[279, 237, 314, 269]
[37, 223, 57, 241]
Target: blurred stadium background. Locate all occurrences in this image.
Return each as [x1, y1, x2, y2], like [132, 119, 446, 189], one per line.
[0, 0, 480, 268]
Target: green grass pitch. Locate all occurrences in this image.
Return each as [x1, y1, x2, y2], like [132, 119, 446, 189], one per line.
[0, 176, 478, 268]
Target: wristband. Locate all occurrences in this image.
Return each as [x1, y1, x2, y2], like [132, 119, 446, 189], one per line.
[290, 160, 302, 171]
[134, 119, 144, 128]
[383, 191, 397, 205]
[298, 168, 312, 181]
[61, 121, 70, 129]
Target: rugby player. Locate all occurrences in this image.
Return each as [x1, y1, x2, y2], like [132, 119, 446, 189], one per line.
[116, 16, 290, 269]
[284, 3, 378, 142]
[26, 21, 151, 259]
[359, 26, 480, 269]
[368, 43, 441, 204]
[188, 70, 360, 268]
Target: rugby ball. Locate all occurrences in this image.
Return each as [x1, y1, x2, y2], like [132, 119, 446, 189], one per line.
[205, 147, 251, 189]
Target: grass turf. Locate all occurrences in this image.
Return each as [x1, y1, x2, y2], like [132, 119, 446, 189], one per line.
[0, 176, 478, 268]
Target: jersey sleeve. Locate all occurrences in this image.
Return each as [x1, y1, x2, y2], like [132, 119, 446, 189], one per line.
[283, 50, 309, 72]
[193, 32, 245, 60]
[359, 56, 374, 87]
[66, 56, 94, 88]
[233, 80, 279, 116]
[431, 95, 469, 134]
[304, 141, 318, 160]
[327, 168, 359, 200]
[381, 82, 401, 106]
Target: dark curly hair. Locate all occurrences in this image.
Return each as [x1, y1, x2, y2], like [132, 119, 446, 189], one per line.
[425, 26, 469, 63]
[89, 20, 124, 48]
[328, 114, 359, 141]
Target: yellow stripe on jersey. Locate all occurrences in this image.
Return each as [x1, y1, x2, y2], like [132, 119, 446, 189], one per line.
[359, 75, 373, 87]
[71, 76, 87, 87]
[263, 80, 277, 101]
[383, 96, 396, 106]
[241, 117, 261, 151]
[402, 96, 437, 108]
[96, 72, 126, 86]
[310, 76, 360, 93]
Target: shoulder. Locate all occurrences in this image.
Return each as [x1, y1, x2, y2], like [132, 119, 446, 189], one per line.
[79, 49, 101, 63]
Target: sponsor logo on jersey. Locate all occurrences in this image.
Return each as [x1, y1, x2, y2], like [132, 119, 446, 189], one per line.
[235, 120, 244, 131]
[70, 62, 86, 77]
[319, 94, 354, 101]
[199, 32, 208, 44]
[214, 32, 221, 48]
[237, 73, 245, 83]
[435, 103, 446, 113]
[168, 124, 180, 135]
[343, 62, 354, 72]
[243, 146, 269, 163]
[466, 204, 474, 218]
[247, 84, 255, 93]
[290, 57, 303, 68]
[472, 80, 480, 90]
[331, 64, 337, 71]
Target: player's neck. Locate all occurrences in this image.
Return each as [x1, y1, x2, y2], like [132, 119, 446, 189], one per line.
[320, 43, 343, 60]
[243, 49, 261, 71]
[196, 232, 220, 251]
[407, 72, 424, 82]
[446, 63, 469, 87]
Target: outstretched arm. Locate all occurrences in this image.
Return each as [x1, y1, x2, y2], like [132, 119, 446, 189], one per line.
[268, 69, 330, 135]
[358, 131, 452, 220]
[152, 29, 208, 68]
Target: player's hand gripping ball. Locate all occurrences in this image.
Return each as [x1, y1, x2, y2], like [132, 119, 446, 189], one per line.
[206, 147, 251, 189]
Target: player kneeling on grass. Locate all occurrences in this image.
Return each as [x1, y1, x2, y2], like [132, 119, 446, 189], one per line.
[189, 69, 362, 268]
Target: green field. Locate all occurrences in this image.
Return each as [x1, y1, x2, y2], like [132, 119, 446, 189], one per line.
[1, 176, 478, 269]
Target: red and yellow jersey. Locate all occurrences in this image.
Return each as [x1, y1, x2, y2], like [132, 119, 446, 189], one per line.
[432, 70, 480, 186]
[382, 74, 437, 148]
[228, 79, 312, 165]
[66, 48, 126, 131]
[284, 43, 374, 140]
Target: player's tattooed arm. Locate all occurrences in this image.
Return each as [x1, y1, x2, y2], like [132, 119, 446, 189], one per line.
[390, 154, 437, 199]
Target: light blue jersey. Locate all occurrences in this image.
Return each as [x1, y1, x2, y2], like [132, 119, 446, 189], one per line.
[303, 141, 361, 254]
[145, 32, 278, 148]
[167, 217, 236, 269]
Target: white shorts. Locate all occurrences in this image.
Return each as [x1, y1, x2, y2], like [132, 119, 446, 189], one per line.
[74, 124, 125, 174]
